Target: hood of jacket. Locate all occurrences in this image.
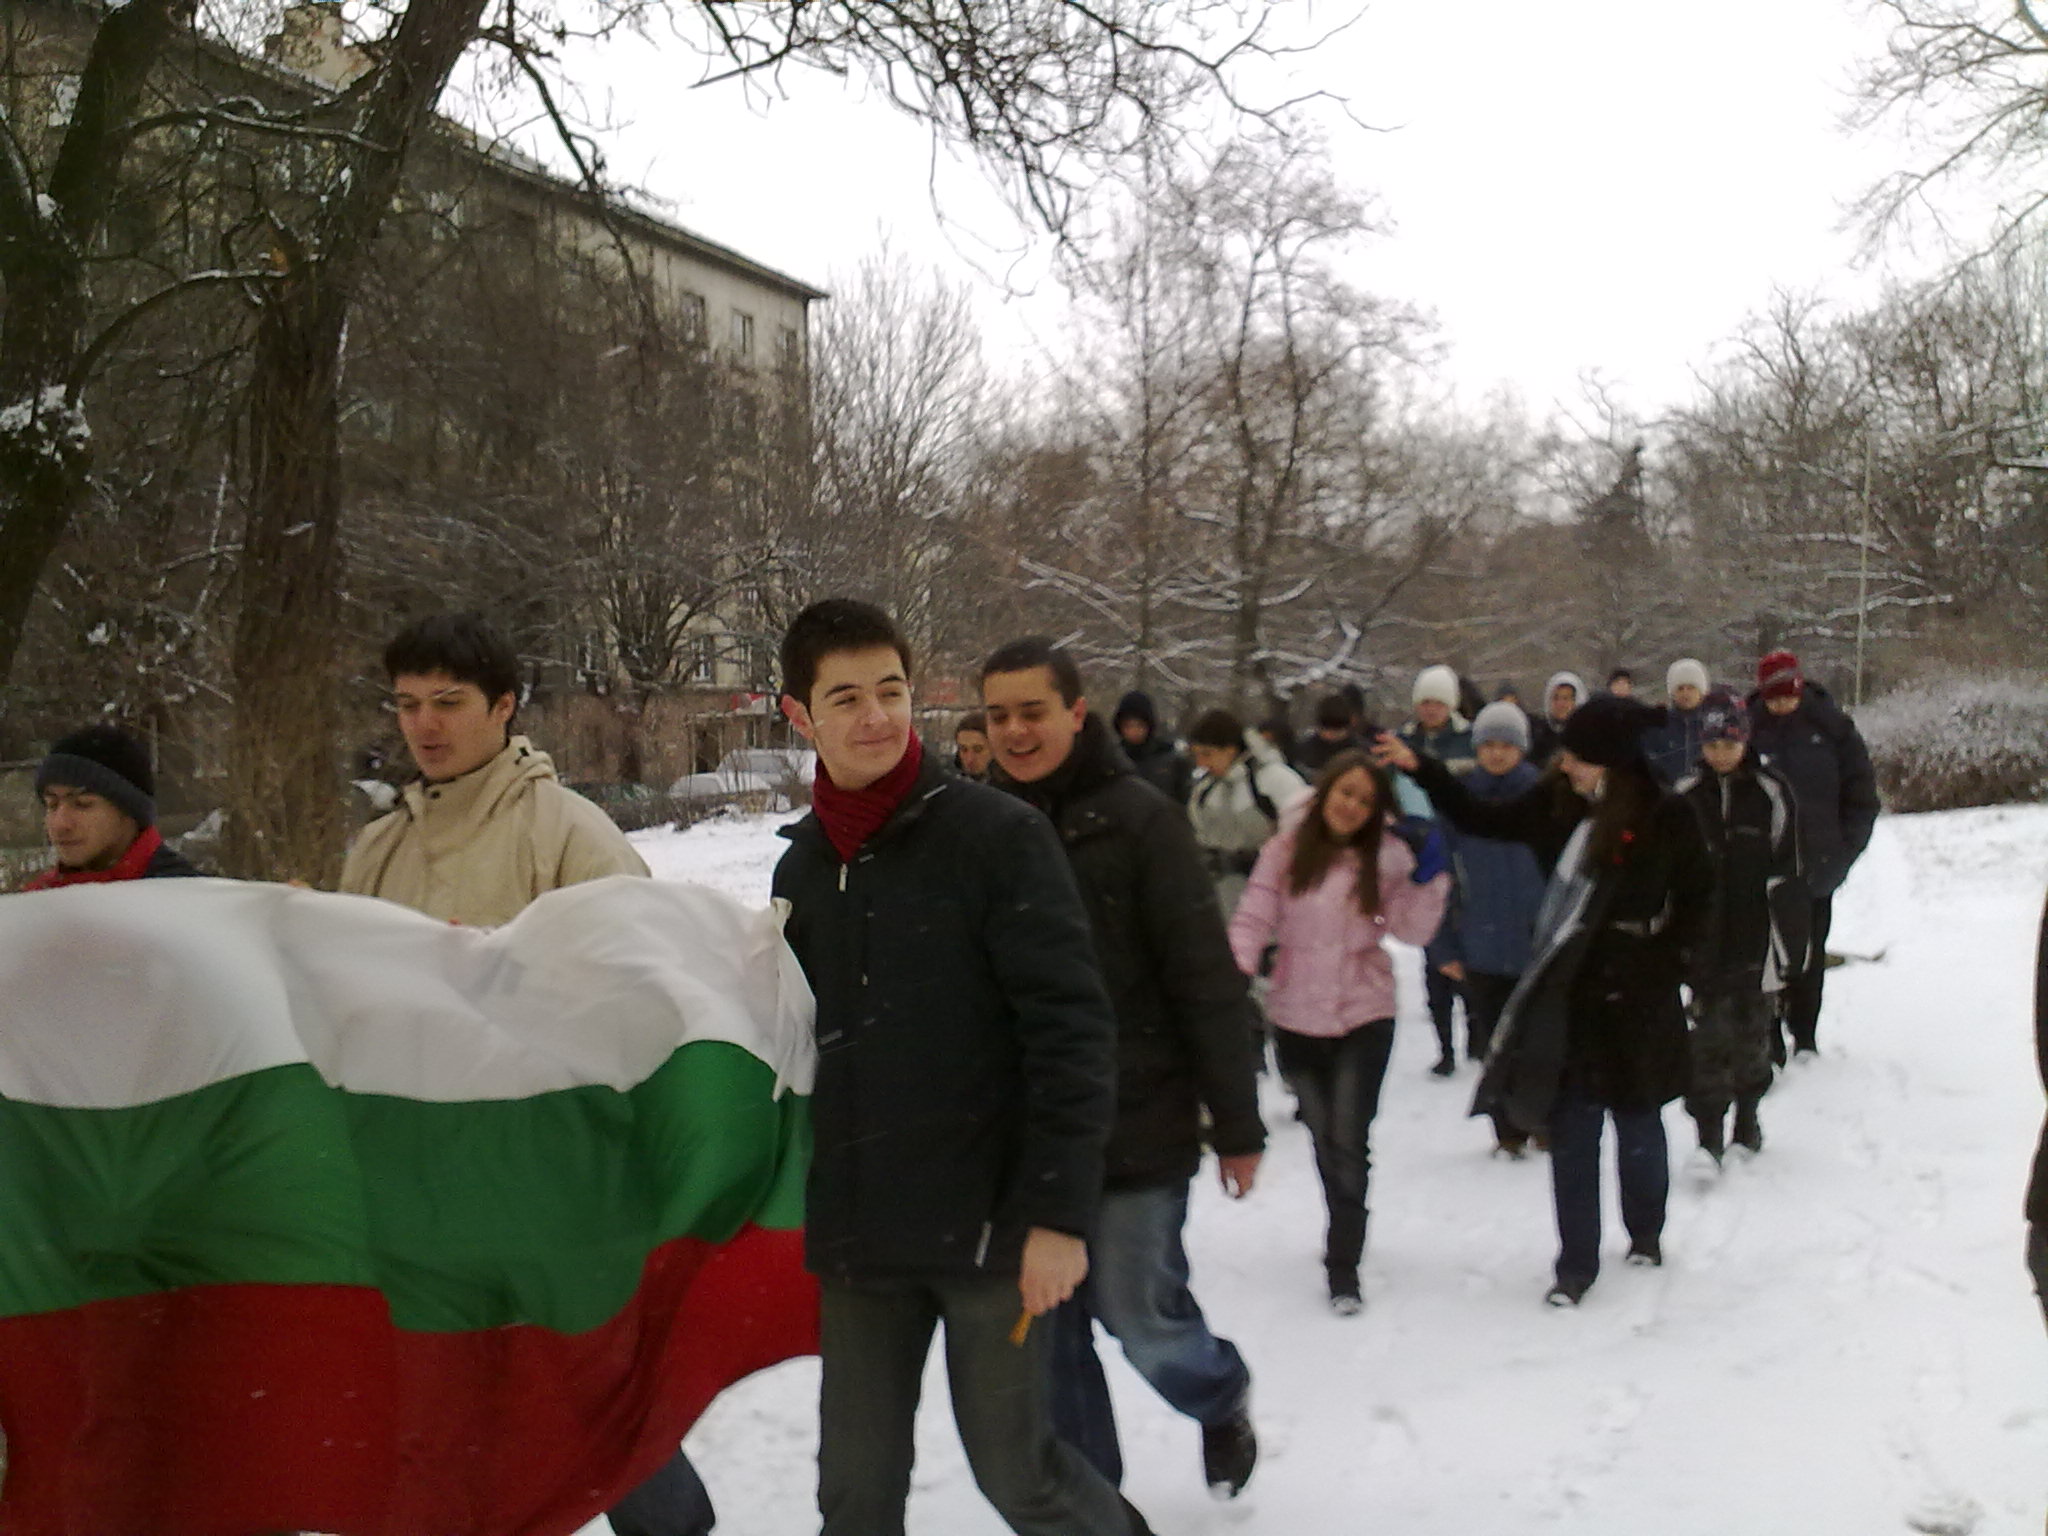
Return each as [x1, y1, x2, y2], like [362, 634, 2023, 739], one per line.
[340, 736, 647, 925]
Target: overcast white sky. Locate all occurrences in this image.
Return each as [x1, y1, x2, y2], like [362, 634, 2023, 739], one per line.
[534, 0, 1953, 420]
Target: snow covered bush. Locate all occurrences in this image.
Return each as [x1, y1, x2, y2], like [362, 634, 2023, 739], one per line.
[1857, 673, 2048, 812]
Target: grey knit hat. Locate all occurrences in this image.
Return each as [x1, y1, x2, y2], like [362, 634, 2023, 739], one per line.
[1471, 700, 1531, 754]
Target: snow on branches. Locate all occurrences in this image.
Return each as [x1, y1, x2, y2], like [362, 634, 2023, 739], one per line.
[0, 386, 91, 468]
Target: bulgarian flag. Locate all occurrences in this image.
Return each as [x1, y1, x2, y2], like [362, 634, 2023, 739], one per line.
[0, 875, 819, 1536]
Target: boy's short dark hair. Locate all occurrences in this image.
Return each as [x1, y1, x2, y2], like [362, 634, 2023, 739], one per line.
[1314, 693, 1354, 731]
[1188, 708, 1245, 750]
[780, 599, 913, 708]
[383, 613, 520, 708]
[1608, 667, 1634, 685]
[980, 636, 1086, 707]
[955, 710, 988, 736]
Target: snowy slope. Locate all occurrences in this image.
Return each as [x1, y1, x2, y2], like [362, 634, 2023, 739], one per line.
[618, 807, 2048, 1536]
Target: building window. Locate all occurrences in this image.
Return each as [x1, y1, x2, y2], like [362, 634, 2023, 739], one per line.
[731, 310, 754, 357]
[678, 292, 706, 342]
[778, 326, 802, 369]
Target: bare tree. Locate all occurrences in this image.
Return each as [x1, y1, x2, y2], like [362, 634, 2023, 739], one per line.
[1854, 0, 2048, 254]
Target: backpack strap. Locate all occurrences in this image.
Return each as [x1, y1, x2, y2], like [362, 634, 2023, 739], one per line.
[1245, 765, 1280, 826]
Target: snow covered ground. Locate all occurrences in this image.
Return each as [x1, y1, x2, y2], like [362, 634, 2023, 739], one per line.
[614, 806, 2048, 1536]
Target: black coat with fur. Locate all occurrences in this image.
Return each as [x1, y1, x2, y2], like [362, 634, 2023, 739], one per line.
[1408, 753, 1715, 1125]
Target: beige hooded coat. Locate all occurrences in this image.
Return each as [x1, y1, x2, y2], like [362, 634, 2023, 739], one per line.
[339, 736, 647, 925]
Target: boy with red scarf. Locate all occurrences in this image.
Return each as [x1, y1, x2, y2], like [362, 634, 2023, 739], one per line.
[771, 599, 1148, 1536]
[25, 725, 200, 888]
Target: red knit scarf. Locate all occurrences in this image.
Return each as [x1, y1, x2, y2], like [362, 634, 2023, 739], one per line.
[25, 826, 162, 890]
[811, 732, 925, 862]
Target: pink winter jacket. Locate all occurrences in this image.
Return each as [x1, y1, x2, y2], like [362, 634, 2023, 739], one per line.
[1228, 823, 1450, 1038]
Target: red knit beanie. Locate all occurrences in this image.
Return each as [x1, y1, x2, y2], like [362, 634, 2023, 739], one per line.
[1757, 650, 1804, 701]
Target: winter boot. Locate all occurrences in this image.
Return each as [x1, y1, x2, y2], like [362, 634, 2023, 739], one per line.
[1325, 1204, 1368, 1313]
[1691, 1109, 1726, 1165]
[1732, 1099, 1764, 1154]
[1201, 1407, 1258, 1499]
[1545, 1274, 1593, 1307]
[1626, 1236, 1663, 1268]
[1429, 1053, 1457, 1077]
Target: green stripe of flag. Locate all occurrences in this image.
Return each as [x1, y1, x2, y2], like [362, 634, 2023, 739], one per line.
[0, 1042, 808, 1334]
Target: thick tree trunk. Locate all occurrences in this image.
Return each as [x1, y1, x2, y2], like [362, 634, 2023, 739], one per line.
[0, 0, 190, 687]
[222, 279, 349, 882]
[217, 0, 490, 881]
[0, 269, 91, 687]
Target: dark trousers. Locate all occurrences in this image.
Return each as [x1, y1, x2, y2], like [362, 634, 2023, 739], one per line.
[1463, 971, 1518, 1066]
[1276, 1022, 1396, 1277]
[2031, 1223, 2048, 1333]
[1777, 895, 1835, 1055]
[1049, 1182, 1250, 1488]
[1463, 972, 1524, 1146]
[1425, 965, 1464, 1062]
[1686, 990, 1774, 1129]
[819, 1275, 1136, 1536]
[1548, 1087, 1669, 1286]
[609, 1449, 714, 1536]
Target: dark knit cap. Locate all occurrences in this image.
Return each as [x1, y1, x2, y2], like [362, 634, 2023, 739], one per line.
[1559, 695, 1667, 769]
[1758, 649, 1804, 701]
[1697, 687, 1751, 745]
[1113, 690, 1159, 731]
[35, 724, 155, 827]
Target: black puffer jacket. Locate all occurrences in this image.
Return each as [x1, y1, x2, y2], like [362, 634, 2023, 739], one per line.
[994, 716, 1265, 1189]
[2030, 888, 2047, 1227]
[1745, 683, 1879, 897]
[773, 757, 1117, 1282]
[1675, 759, 1810, 996]
[1408, 754, 1714, 1127]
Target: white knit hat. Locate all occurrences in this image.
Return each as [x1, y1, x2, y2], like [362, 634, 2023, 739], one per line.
[1666, 658, 1710, 696]
[1411, 665, 1461, 710]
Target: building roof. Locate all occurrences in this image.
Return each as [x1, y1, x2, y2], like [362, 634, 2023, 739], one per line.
[38, 0, 828, 307]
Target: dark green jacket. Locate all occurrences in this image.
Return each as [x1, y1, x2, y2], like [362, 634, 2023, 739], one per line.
[773, 758, 1116, 1281]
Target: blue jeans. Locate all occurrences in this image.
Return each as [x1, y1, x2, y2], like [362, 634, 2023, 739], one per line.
[1548, 1088, 1668, 1286]
[608, 1448, 714, 1536]
[1051, 1181, 1251, 1486]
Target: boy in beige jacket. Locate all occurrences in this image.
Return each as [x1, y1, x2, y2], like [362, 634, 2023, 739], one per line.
[340, 613, 646, 919]
[338, 612, 705, 1536]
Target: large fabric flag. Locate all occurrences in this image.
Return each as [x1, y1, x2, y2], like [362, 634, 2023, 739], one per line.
[0, 875, 818, 1536]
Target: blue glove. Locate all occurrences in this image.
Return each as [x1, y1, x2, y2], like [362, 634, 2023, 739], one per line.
[1391, 815, 1448, 884]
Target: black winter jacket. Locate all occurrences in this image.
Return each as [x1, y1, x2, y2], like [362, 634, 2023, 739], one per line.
[772, 758, 1118, 1282]
[1675, 759, 1810, 996]
[994, 716, 1265, 1189]
[1124, 732, 1195, 805]
[1745, 684, 1879, 897]
[2030, 888, 2047, 1227]
[1408, 753, 1714, 1127]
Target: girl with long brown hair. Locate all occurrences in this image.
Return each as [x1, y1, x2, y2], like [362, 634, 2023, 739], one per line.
[1227, 751, 1450, 1314]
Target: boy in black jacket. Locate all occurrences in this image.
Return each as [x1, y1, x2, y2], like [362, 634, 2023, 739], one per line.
[982, 637, 1265, 1501]
[771, 601, 1147, 1536]
[1675, 690, 1810, 1163]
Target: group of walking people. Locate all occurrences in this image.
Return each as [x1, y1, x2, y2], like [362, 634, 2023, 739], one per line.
[22, 603, 1885, 1536]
